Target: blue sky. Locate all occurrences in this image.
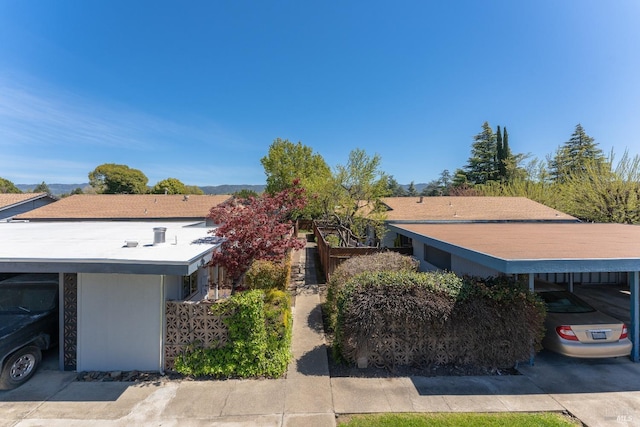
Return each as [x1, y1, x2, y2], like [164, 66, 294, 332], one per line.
[1, 1, 639, 186]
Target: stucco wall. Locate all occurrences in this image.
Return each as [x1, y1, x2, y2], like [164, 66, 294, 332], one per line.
[77, 273, 163, 372]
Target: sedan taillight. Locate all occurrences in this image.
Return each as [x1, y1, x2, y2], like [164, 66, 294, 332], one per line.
[620, 324, 629, 340]
[556, 325, 578, 341]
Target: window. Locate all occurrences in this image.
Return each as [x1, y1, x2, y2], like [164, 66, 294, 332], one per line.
[182, 271, 198, 299]
[424, 244, 451, 270]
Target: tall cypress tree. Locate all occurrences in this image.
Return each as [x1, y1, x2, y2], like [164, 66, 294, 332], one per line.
[496, 125, 504, 179]
[503, 127, 511, 159]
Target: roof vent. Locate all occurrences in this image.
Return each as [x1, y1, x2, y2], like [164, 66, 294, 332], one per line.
[153, 227, 167, 245]
[183, 195, 189, 201]
[418, 196, 423, 203]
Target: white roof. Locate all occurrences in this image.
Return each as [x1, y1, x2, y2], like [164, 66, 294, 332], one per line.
[0, 221, 222, 275]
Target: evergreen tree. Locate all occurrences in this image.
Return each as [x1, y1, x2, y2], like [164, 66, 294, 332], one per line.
[33, 181, 50, 193]
[406, 181, 418, 197]
[386, 176, 406, 197]
[464, 121, 498, 184]
[549, 124, 606, 183]
[496, 125, 504, 178]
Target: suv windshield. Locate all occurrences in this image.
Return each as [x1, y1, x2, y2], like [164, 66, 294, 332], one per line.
[0, 285, 58, 314]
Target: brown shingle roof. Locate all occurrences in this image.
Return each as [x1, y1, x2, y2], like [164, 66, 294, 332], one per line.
[380, 196, 577, 222]
[0, 193, 51, 209]
[394, 222, 640, 260]
[15, 194, 232, 220]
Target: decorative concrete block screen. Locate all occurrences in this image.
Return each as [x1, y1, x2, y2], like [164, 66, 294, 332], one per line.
[343, 330, 465, 369]
[165, 301, 229, 370]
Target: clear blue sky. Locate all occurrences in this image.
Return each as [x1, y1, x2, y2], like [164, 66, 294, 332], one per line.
[1, 1, 639, 186]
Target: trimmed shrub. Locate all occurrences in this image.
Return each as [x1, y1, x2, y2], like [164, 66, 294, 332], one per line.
[174, 289, 292, 378]
[325, 252, 419, 332]
[334, 271, 546, 369]
[245, 258, 290, 291]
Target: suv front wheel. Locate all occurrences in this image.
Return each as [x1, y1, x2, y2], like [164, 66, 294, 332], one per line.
[0, 346, 42, 390]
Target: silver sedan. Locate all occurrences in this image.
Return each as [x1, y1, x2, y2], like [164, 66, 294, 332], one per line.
[538, 290, 632, 358]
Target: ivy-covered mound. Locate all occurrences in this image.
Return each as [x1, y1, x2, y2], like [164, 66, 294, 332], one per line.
[174, 289, 292, 378]
[335, 271, 546, 370]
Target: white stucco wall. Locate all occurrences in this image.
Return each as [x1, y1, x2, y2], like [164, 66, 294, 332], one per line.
[163, 275, 182, 300]
[77, 273, 164, 372]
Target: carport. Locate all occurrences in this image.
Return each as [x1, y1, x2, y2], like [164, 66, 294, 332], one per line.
[389, 222, 640, 362]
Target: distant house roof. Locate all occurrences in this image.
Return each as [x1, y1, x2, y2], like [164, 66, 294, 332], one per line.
[0, 193, 53, 209]
[15, 194, 232, 221]
[0, 193, 58, 221]
[379, 196, 578, 223]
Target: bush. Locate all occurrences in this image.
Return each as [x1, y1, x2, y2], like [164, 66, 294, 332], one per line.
[334, 271, 546, 369]
[325, 252, 419, 332]
[325, 234, 340, 248]
[174, 289, 292, 378]
[245, 258, 290, 291]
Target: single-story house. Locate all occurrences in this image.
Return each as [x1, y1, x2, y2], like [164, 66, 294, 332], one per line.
[378, 196, 579, 247]
[14, 194, 232, 226]
[0, 221, 223, 372]
[386, 210, 640, 362]
[0, 193, 58, 221]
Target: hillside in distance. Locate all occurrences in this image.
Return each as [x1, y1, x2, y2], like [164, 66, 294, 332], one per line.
[15, 183, 265, 196]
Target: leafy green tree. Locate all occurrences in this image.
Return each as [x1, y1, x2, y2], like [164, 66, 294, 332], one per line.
[88, 163, 149, 194]
[558, 150, 640, 224]
[234, 189, 259, 199]
[185, 185, 204, 195]
[548, 124, 606, 183]
[260, 138, 332, 218]
[151, 177, 187, 194]
[0, 177, 21, 193]
[331, 148, 389, 245]
[464, 122, 498, 184]
[33, 181, 50, 193]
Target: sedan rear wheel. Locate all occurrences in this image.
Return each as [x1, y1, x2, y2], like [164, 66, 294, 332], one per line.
[0, 346, 42, 390]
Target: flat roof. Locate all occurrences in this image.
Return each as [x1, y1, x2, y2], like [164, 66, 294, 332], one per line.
[0, 221, 222, 275]
[391, 223, 640, 273]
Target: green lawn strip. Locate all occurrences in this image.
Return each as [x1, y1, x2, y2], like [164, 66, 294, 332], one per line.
[337, 412, 581, 427]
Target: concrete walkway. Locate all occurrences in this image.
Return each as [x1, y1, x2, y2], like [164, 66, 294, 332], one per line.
[2, 241, 640, 426]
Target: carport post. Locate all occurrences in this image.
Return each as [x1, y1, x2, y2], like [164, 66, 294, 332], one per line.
[631, 271, 640, 362]
[528, 273, 534, 292]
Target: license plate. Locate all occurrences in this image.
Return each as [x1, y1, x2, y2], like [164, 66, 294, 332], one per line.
[591, 331, 607, 340]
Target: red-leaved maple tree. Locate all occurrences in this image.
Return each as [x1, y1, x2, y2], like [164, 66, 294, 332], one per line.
[207, 181, 307, 287]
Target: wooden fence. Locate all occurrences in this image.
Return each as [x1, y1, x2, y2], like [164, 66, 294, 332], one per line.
[314, 222, 413, 281]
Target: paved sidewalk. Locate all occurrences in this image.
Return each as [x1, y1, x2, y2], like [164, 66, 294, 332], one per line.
[2, 241, 640, 426]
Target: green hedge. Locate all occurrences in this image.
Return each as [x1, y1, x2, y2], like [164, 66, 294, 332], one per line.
[245, 259, 291, 291]
[174, 289, 292, 378]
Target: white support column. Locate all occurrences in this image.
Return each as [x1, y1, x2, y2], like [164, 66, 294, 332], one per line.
[569, 273, 574, 293]
[529, 273, 535, 292]
[631, 271, 639, 363]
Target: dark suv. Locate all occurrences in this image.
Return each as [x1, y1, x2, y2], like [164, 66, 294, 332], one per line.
[0, 274, 59, 390]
